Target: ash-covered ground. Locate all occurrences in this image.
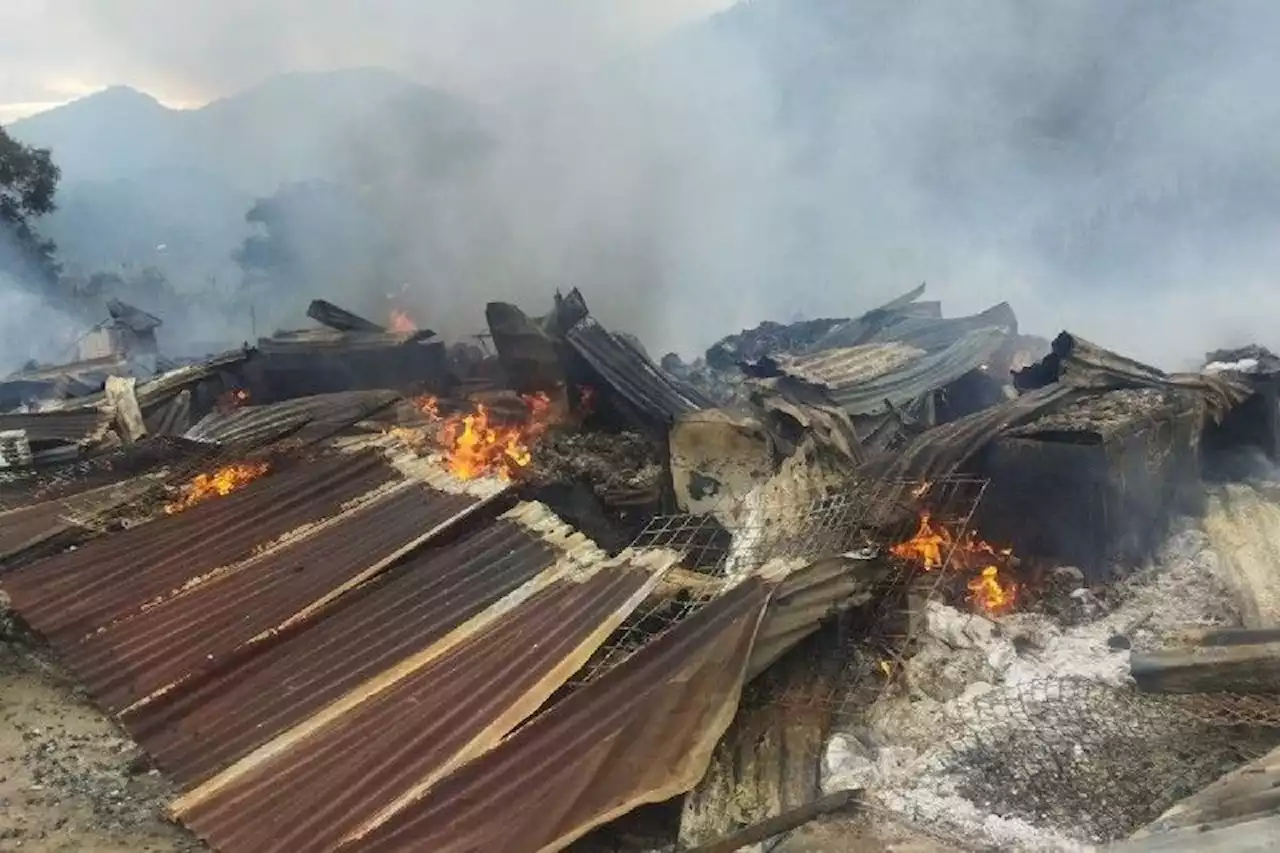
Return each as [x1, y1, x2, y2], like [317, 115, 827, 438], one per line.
[0, 603, 202, 853]
[823, 520, 1280, 852]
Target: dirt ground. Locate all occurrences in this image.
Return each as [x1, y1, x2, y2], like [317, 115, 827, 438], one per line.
[0, 639, 204, 853]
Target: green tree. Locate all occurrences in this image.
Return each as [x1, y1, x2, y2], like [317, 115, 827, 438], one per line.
[0, 125, 60, 283]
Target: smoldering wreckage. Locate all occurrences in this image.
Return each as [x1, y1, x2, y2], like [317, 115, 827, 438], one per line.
[3, 284, 1280, 853]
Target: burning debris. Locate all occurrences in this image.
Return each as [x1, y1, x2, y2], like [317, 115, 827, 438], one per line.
[163, 460, 272, 514]
[3, 283, 1280, 853]
[386, 391, 554, 481]
[890, 510, 1019, 616]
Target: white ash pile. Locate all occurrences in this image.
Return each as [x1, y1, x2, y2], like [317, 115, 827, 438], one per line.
[823, 522, 1280, 851]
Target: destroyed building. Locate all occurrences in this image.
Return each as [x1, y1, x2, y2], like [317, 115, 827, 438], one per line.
[2, 284, 1280, 852]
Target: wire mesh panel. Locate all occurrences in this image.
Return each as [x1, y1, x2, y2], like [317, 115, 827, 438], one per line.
[629, 474, 990, 579]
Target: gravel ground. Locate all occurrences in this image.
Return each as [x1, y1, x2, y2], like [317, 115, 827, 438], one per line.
[0, 639, 204, 853]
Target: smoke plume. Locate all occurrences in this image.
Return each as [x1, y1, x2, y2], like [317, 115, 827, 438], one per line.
[11, 0, 1280, 368]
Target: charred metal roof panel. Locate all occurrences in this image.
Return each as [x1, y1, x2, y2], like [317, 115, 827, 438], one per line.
[0, 409, 115, 446]
[567, 316, 715, 423]
[0, 436, 216, 513]
[126, 502, 602, 788]
[60, 479, 495, 714]
[348, 578, 771, 853]
[258, 330, 430, 353]
[184, 391, 400, 449]
[1, 451, 398, 645]
[177, 562, 663, 853]
[822, 327, 1011, 417]
[0, 501, 82, 565]
[0, 475, 162, 567]
[779, 342, 927, 391]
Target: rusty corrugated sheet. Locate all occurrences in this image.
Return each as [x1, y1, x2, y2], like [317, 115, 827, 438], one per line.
[1, 451, 398, 644]
[60, 475, 496, 714]
[0, 409, 115, 446]
[566, 316, 714, 424]
[125, 502, 604, 788]
[175, 557, 671, 853]
[345, 578, 771, 853]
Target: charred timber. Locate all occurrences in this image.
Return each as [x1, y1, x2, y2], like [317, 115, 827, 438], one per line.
[683, 790, 861, 853]
[1131, 642, 1280, 694]
[305, 299, 385, 333]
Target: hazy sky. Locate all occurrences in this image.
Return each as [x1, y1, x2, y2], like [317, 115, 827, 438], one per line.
[0, 0, 739, 121]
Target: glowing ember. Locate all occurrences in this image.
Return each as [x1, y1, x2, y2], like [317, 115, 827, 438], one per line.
[890, 511, 1019, 616]
[389, 392, 554, 481]
[388, 309, 417, 333]
[216, 388, 252, 412]
[165, 461, 271, 514]
[967, 565, 1018, 615]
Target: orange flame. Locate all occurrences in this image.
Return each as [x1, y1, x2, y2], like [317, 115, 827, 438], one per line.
[165, 461, 271, 514]
[967, 566, 1018, 616]
[390, 392, 554, 482]
[388, 309, 417, 333]
[891, 511, 1019, 616]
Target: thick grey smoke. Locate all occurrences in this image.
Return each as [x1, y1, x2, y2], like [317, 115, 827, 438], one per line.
[366, 0, 1280, 367]
[10, 0, 1280, 368]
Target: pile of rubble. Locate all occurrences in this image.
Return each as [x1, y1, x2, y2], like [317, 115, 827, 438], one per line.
[1, 282, 1280, 852]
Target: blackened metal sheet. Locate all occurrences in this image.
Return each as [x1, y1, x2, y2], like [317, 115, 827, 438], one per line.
[0, 409, 115, 446]
[0, 474, 163, 567]
[0, 501, 82, 565]
[0, 436, 216, 513]
[566, 316, 714, 424]
[346, 578, 771, 853]
[178, 565, 658, 853]
[125, 504, 595, 788]
[62, 480, 486, 714]
[1, 451, 396, 645]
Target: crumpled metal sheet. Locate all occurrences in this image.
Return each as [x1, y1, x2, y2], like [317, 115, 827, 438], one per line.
[566, 316, 715, 426]
[817, 327, 1011, 417]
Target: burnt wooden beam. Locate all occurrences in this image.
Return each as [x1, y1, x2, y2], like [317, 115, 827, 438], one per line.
[1131, 642, 1280, 694]
[306, 299, 385, 333]
[683, 789, 862, 853]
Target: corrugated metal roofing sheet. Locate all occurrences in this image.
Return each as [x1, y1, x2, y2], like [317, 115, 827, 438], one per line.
[817, 327, 1010, 416]
[176, 557, 670, 853]
[184, 391, 400, 449]
[779, 342, 926, 390]
[1, 451, 399, 644]
[566, 316, 714, 424]
[344, 578, 771, 853]
[61, 478, 496, 714]
[125, 502, 605, 788]
[0, 474, 162, 566]
[0, 436, 216, 514]
[0, 409, 115, 446]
